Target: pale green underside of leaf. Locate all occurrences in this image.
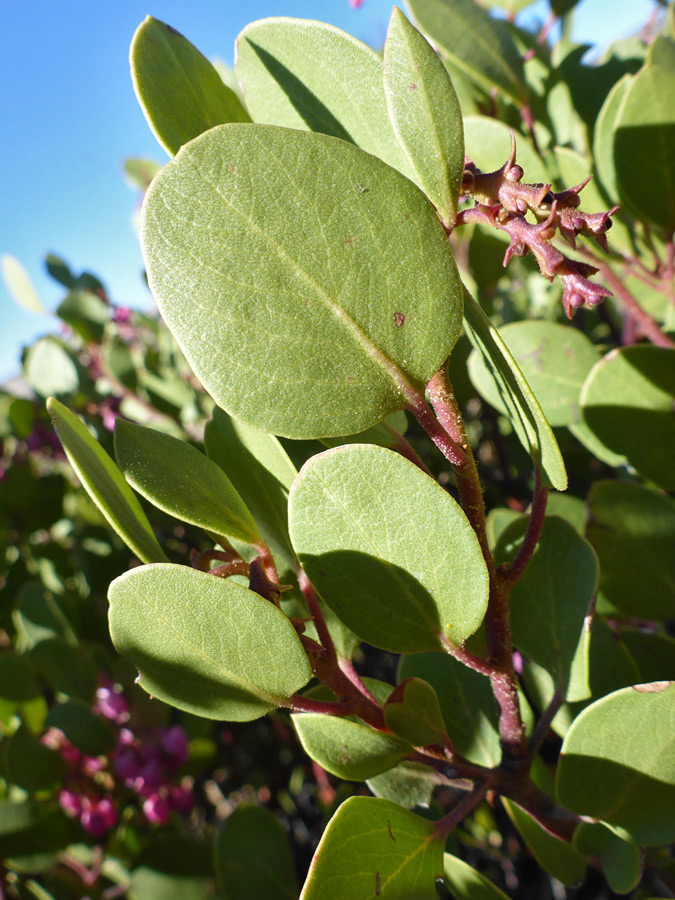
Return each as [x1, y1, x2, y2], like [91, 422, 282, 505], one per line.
[1, 254, 45, 314]
[405, 0, 526, 103]
[113, 418, 261, 546]
[502, 798, 587, 884]
[25, 339, 79, 398]
[443, 853, 511, 900]
[383, 7, 464, 226]
[593, 74, 632, 207]
[46, 398, 167, 564]
[292, 713, 411, 781]
[556, 682, 675, 845]
[235, 17, 414, 181]
[108, 564, 311, 721]
[299, 796, 442, 899]
[142, 123, 463, 439]
[131, 15, 250, 157]
[289, 444, 489, 653]
[463, 290, 567, 490]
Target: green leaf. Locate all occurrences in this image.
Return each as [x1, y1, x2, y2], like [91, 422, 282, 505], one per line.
[204, 407, 297, 569]
[56, 290, 109, 343]
[142, 124, 463, 440]
[586, 481, 675, 621]
[129, 838, 213, 900]
[469, 321, 599, 428]
[620, 629, 675, 683]
[30, 639, 98, 702]
[131, 16, 250, 157]
[367, 760, 441, 809]
[443, 853, 510, 899]
[383, 677, 447, 746]
[406, 0, 526, 103]
[235, 18, 414, 180]
[556, 681, 675, 845]
[299, 796, 442, 899]
[114, 419, 261, 546]
[289, 445, 489, 653]
[496, 516, 598, 700]
[108, 564, 311, 720]
[463, 290, 567, 490]
[573, 823, 642, 894]
[463, 116, 547, 182]
[25, 339, 79, 398]
[46, 398, 168, 564]
[613, 63, 675, 231]
[383, 7, 464, 226]
[580, 346, 675, 491]
[399, 652, 500, 766]
[593, 74, 632, 205]
[45, 700, 116, 756]
[214, 805, 297, 900]
[0, 654, 41, 702]
[124, 157, 162, 192]
[6, 725, 68, 793]
[1, 255, 45, 314]
[292, 714, 411, 781]
[44, 253, 75, 289]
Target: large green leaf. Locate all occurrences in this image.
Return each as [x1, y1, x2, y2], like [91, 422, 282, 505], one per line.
[593, 74, 632, 206]
[235, 18, 413, 180]
[406, 0, 526, 103]
[613, 63, 675, 231]
[289, 445, 489, 653]
[399, 652, 500, 766]
[108, 564, 311, 720]
[443, 854, 510, 900]
[586, 481, 675, 621]
[214, 805, 297, 900]
[383, 7, 464, 226]
[463, 290, 567, 490]
[468, 321, 600, 428]
[300, 796, 442, 899]
[25, 340, 79, 398]
[114, 419, 261, 546]
[1, 254, 45, 314]
[556, 682, 675, 845]
[292, 714, 411, 781]
[142, 124, 463, 440]
[496, 516, 598, 700]
[204, 407, 297, 569]
[131, 16, 250, 157]
[367, 760, 442, 809]
[580, 346, 675, 491]
[47, 398, 168, 564]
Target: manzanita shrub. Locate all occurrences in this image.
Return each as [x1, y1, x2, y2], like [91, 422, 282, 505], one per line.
[3, 0, 675, 897]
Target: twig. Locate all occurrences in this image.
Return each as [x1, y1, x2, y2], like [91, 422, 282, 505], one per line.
[433, 781, 489, 837]
[504, 468, 548, 586]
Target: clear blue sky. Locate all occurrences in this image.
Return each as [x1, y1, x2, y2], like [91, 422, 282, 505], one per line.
[0, 0, 656, 380]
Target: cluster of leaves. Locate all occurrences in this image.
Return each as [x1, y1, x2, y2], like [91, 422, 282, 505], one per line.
[2, 0, 675, 898]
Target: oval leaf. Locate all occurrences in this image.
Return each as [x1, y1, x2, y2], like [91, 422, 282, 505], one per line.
[580, 346, 675, 491]
[47, 398, 168, 564]
[26, 339, 79, 398]
[383, 7, 464, 226]
[108, 564, 311, 721]
[463, 289, 567, 490]
[131, 16, 250, 157]
[289, 444, 489, 653]
[1, 254, 45, 314]
[235, 18, 413, 180]
[556, 682, 675, 845]
[292, 713, 411, 781]
[300, 796, 442, 899]
[142, 124, 462, 440]
[114, 419, 261, 546]
[383, 677, 447, 746]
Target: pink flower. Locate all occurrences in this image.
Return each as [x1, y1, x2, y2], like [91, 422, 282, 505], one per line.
[348, 0, 365, 7]
[80, 796, 118, 837]
[143, 793, 172, 825]
[160, 725, 189, 768]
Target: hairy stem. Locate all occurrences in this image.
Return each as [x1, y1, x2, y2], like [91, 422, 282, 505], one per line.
[504, 468, 548, 586]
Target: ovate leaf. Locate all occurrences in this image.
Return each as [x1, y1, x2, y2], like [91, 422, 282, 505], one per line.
[108, 564, 311, 720]
[464, 289, 567, 490]
[556, 682, 675, 845]
[1, 255, 45, 314]
[292, 714, 411, 781]
[214, 805, 297, 900]
[47, 398, 168, 564]
[383, 7, 464, 226]
[289, 445, 489, 653]
[114, 419, 261, 546]
[443, 853, 510, 899]
[300, 796, 442, 899]
[25, 339, 79, 398]
[586, 481, 675, 621]
[573, 822, 642, 894]
[406, 0, 526, 103]
[142, 124, 463, 439]
[383, 677, 447, 746]
[580, 346, 675, 491]
[131, 16, 250, 157]
[235, 18, 413, 179]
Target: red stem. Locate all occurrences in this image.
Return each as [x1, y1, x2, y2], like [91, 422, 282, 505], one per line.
[298, 568, 336, 659]
[433, 782, 489, 837]
[504, 468, 548, 586]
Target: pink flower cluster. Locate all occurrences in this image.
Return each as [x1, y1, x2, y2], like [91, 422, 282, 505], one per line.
[42, 679, 194, 838]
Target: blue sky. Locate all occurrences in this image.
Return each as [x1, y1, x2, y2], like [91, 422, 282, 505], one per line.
[0, 0, 656, 380]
